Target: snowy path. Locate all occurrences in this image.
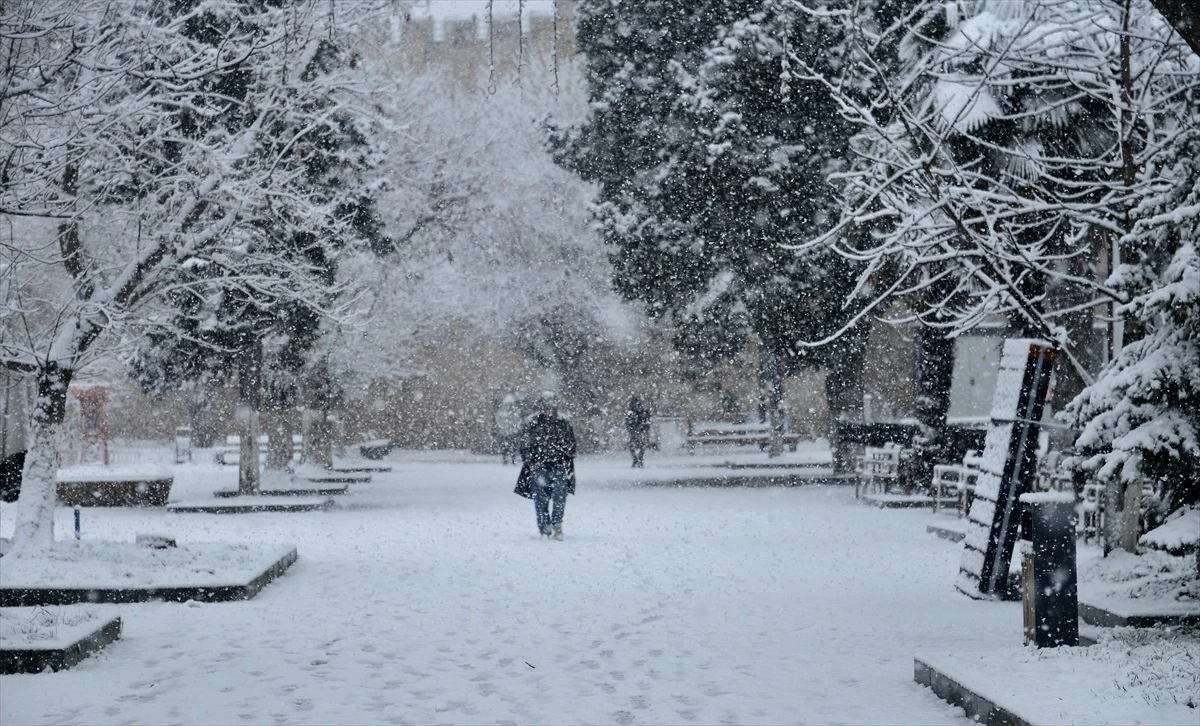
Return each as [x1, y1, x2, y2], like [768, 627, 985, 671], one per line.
[1, 455, 1020, 725]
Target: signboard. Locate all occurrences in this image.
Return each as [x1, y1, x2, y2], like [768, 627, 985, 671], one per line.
[948, 335, 1004, 421]
[957, 339, 1056, 599]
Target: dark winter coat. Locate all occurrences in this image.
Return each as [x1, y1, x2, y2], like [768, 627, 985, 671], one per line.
[515, 412, 577, 498]
[625, 398, 650, 437]
[519, 412, 577, 466]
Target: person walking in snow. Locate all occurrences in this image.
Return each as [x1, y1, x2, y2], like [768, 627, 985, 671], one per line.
[493, 394, 523, 465]
[625, 394, 651, 468]
[518, 391, 576, 540]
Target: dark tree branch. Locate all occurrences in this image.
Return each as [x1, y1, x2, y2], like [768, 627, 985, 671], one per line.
[56, 163, 95, 301]
[1149, 0, 1200, 57]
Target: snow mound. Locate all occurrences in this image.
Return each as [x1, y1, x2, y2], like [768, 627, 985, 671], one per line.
[1142, 507, 1200, 555]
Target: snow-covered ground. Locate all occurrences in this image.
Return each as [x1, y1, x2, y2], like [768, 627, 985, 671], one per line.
[918, 625, 1199, 726]
[0, 450, 1190, 724]
[0, 540, 295, 591]
[1, 606, 108, 651]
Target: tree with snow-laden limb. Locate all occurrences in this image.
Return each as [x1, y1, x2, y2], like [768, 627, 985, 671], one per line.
[801, 0, 1199, 487]
[0, 0, 383, 548]
[128, 0, 389, 489]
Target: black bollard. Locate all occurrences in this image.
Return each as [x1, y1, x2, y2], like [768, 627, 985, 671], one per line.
[1021, 493, 1079, 648]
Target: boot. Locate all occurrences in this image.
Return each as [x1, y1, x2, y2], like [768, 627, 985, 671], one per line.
[552, 524, 563, 541]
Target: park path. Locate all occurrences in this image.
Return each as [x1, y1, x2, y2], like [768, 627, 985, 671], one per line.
[1, 454, 1021, 725]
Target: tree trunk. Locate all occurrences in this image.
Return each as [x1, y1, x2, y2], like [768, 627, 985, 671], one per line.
[911, 325, 955, 493]
[300, 359, 336, 469]
[188, 382, 218, 449]
[237, 340, 262, 495]
[12, 364, 74, 550]
[302, 409, 334, 469]
[264, 408, 297, 471]
[1103, 1, 1140, 552]
[263, 380, 297, 472]
[824, 323, 869, 473]
[758, 346, 784, 458]
[1104, 478, 1142, 555]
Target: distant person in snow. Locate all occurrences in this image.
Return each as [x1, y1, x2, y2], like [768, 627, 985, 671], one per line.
[516, 391, 576, 540]
[493, 394, 523, 465]
[625, 395, 651, 468]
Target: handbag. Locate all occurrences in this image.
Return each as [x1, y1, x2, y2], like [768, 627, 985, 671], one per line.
[514, 464, 534, 499]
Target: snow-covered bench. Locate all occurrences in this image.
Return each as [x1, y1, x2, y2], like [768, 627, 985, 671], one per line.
[357, 439, 392, 460]
[217, 434, 300, 465]
[855, 443, 907, 498]
[685, 421, 800, 454]
[932, 458, 981, 516]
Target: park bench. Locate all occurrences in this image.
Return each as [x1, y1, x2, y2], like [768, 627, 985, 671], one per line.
[216, 434, 271, 465]
[357, 438, 393, 460]
[932, 452, 982, 515]
[855, 443, 907, 498]
[685, 421, 800, 454]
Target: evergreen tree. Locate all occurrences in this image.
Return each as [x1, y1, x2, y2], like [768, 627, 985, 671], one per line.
[665, 2, 874, 449]
[551, 0, 758, 321]
[553, 0, 870, 458]
[1067, 127, 1200, 530]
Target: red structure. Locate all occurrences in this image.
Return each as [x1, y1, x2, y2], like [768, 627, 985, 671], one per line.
[72, 386, 109, 466]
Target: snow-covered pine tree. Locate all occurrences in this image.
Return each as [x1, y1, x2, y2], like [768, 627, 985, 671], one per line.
[652, 0, 874, 457]
[1066, 126, 1200, 541]
[550, 0, 758, 323]
[554, 0, 872, 459]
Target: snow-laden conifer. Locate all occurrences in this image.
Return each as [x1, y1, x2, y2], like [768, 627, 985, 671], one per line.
[1067, 128, 1200, 527]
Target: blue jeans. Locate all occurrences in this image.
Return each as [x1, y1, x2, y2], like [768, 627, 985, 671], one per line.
[531, 464, 569, 533]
